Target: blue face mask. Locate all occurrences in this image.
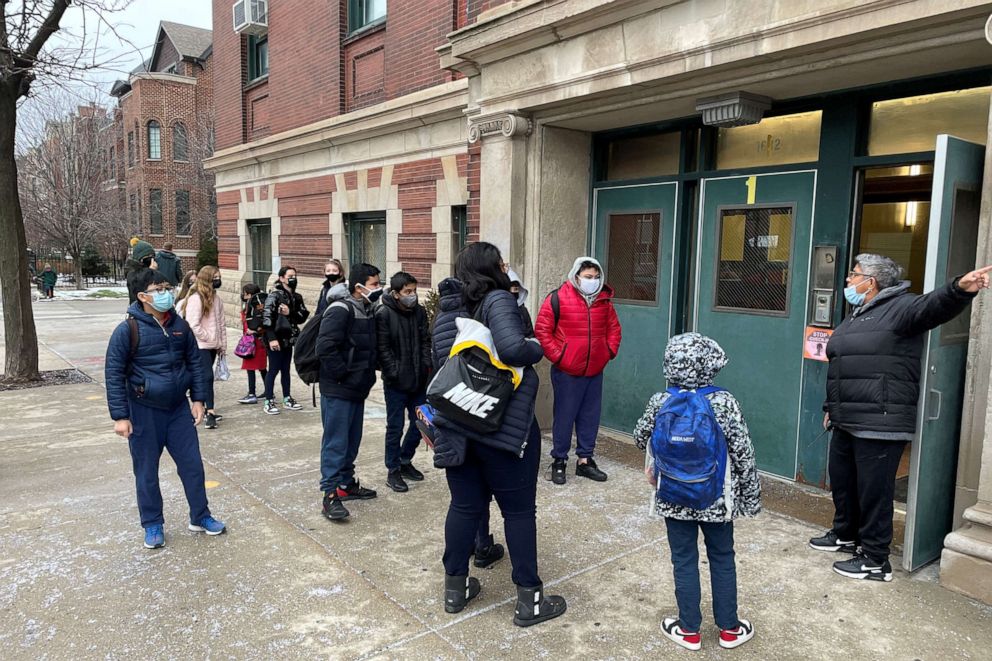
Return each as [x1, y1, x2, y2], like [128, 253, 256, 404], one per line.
[843, 278, 871, 307]
[148, 290, 175, 312]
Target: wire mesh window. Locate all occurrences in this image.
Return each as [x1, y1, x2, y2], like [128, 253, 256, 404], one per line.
[147, 121, 161, 160]
[348, 214, 386, 271]
[175, 190, 191, 236]
[606, 212, 660, 303]
[173, 123, 188, 161]
[248, 221, 272, 289]
[714, 206, 794, 314]
[149, 189, 163, 235]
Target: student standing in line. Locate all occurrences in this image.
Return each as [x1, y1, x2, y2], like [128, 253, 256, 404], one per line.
[317, 263, 382, 521]
[535, 257, 621, 485]
[183, 266, 227, 430]
[261, 266, 310, 415]
[105, 269, 225, 550]
[237, 283, 269, 405]
[316, 259, 346, 317]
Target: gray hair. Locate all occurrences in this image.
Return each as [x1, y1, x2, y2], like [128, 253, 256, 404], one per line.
[854, 253, 903, 290]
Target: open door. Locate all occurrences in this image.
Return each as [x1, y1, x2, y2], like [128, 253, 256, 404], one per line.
[903, 135, 984, 571]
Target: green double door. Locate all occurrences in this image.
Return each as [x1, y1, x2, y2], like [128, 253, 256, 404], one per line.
[593, 183, 679, 433]
[693, 172, 817, 478]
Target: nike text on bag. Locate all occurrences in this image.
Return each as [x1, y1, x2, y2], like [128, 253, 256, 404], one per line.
[650, 386, 728, 510]
[427, 347, 514, 434]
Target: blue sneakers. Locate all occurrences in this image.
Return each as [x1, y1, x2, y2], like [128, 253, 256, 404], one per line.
[144, 525, 165, 549]
[188, 516, 226, 535]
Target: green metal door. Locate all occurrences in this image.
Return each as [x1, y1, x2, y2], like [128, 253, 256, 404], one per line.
[904, 135, 984, 571]
[694, 172, 816, 478]
[248, 220, 272, 289]
[593, 183, 679, 433]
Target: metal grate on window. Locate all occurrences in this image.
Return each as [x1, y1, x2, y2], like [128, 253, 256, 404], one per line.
[714, 206, 793, 314]
[606, 212, 660, 303]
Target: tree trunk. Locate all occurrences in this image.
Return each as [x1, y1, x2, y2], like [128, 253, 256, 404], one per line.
[0, 85, 41, 382]
[72, 251, 84, 290]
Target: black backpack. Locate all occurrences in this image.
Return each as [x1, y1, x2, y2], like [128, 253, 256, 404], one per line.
[293, 301, 354, 387]
[544, 288, 562, 331]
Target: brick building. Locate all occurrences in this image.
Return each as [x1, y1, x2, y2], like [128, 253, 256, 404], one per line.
[207, 0, 475, 312]
[108, 21, 215, 273]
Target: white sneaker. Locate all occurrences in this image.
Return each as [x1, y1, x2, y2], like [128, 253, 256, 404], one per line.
[263, 400, 280, 415]
[661, 617, 701, 651]
[719, 619, 754, 649]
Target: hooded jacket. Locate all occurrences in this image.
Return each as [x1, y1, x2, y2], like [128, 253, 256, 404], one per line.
[824, 278, 976, 438]
[430, 278, 544, 467]
[375, 292, 431, 393]
[534, 256, 622, 377]
[506, 268, 534, 338]
[262, 282, 310, 347]
[155, 250, 183, 287]
[633, 332, 761, 523]
[105, 301, 207, 420]
[316, 276, 346, 317]
[40, 268, 57, 288]
[316, 282, 377, 401]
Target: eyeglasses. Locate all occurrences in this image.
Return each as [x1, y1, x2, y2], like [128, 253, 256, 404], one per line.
[847, 270, 871, 279]
[143, 285, 174, 294]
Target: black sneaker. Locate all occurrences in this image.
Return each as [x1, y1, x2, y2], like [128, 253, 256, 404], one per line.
[809, 530, 858, 554]
[204, 413, 218, 429]
[322, 493, 350, 521]
[336, 480, 378, 501]
[400, 463, 425, 481]
[551, 459, 567, 485]
[832, 552, 893, 582]
[238, 393, 258, 405]
[387, 470, 409, 493]
[576, 458, 608, 482]
[473, 541, 505, 569]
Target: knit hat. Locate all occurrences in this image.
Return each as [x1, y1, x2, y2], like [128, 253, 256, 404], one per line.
[132, 240, 155, 262]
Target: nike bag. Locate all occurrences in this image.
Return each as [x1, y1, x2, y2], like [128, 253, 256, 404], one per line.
[426, 317, 517, 434]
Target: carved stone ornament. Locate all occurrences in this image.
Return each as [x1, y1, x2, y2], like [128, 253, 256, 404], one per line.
[468, 113, 533, 143]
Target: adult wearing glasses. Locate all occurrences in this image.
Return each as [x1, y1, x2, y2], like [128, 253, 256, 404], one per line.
[810, 253, 992, 582]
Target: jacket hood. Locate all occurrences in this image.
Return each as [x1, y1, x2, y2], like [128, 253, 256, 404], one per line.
[381, 291, 417, 314]
[157, 250, 177, 258]
[853, 280, 911, 316]
[568, 256, 605, 304]
[663, 332, 728, 389]
[438, 277, 465, 312]
[506, 268, 528, 307]
[325, 281, 350, 304]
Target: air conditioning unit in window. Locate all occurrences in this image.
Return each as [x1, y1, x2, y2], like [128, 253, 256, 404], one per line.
[233, 0, 268, 36]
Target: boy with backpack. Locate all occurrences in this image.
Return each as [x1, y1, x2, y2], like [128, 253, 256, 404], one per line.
[105, 269, 226, 550]
[633, 332, 760, 651]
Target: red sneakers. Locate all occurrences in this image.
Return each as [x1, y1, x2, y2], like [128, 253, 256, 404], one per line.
[661, 618, 702, 651]
[719, 619, 754, 649]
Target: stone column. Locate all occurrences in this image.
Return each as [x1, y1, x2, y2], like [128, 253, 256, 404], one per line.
[938, 15, 992, 605]
[469, 111, 532, 266]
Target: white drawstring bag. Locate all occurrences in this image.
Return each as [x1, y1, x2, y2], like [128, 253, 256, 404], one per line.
[214, 355, 230, 381]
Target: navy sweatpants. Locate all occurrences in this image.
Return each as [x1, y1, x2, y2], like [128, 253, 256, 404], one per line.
[128, 400, 211, 528]
[550, 367, 604, 460]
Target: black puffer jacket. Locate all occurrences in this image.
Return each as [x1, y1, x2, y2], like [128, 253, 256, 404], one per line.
[262, 283, 310, 347]
[316, 283, 377, 401]
[431, 278, 544, 467]
[375, 294, 431, 393]
[825, 279, 976, 437]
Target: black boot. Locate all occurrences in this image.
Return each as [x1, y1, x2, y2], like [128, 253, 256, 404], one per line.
[444, 574, 481, 614]
[513, 584, 566, 627]
[472, 535, 505, 569]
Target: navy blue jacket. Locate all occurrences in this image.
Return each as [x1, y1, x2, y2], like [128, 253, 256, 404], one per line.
[105, 302, 207, 421]
[431, 278, 544, 467]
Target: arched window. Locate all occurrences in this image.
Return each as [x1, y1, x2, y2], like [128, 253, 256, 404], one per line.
[147, 120, 161, 159]
[172, 122, 188, 161]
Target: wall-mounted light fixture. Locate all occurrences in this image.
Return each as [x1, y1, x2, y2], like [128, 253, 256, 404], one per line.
[696, 92, 773, 127]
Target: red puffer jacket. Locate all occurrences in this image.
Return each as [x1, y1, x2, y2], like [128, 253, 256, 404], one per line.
[535, 283, 622, 377]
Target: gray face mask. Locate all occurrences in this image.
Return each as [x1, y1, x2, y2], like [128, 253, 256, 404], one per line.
[400, 294, 418, 308]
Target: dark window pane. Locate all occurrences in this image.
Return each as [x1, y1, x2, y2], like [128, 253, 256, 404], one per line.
[173, 123, 188, 161]
[149, 189, 163, 234]
[452, 205, 467, 252]
[176, 190, 191, 236]
[715, 206, 793, 313]
[127, 132, 134, 167]
[606, 133, 680, 181]
[606, 212, 660, 302]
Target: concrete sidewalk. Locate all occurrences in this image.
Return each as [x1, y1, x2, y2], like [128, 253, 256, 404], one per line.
[1, 300, 991, 659]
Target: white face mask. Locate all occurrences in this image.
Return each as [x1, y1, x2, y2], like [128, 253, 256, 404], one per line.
[579, 278, 601, 295]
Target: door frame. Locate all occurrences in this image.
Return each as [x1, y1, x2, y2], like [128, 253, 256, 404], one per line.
[693, 169, 819, 480]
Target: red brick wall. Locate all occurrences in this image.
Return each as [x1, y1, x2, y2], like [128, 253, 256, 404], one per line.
[383, 0, 456, 99]
[277, 175, 336, 276]
[151, 38, 181, 72]
[467, 0, 513, 24]
[343, 29, 386, 112]
[213, 0, 247, 150]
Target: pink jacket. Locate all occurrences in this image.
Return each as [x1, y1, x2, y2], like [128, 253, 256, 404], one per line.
[184, 292, 227, 351]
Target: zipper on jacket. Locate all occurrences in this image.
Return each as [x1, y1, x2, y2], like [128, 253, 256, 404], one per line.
[583, 303, 592, 376]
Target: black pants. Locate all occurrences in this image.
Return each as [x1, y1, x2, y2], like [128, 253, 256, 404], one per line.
[246, 369, 268, 395]
[443, 420, 541, 586]
[263, 344, 292, 401]
[198, 348, 217, 410]
[828, 428, 906, 562]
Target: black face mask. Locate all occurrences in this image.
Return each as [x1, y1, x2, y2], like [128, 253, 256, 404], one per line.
[140, 256, 153, 268]
[325, 273, 340, 283]
[512, 291, 520, 300]
[213, 279, 222, 289]
[287, 278, 298, 289]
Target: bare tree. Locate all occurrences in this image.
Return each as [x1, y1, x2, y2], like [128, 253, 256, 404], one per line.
[0, 0, 133, 382]
[18, 93, 113, 289]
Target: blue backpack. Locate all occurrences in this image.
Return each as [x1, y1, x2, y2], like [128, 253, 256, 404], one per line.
[650, 386, 728, 510]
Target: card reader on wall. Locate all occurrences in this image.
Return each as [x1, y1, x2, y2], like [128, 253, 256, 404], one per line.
[809, 245, 838, 328]
[812, 291, 834, 326]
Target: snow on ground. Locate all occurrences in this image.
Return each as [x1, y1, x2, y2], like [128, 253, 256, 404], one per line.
[34, 286, 129, 301]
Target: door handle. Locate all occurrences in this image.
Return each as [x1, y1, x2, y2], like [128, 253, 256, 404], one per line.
[927, 389, 943, 421]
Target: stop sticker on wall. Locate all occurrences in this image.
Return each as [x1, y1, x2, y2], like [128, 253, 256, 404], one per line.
[803, 327, 833, 362]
